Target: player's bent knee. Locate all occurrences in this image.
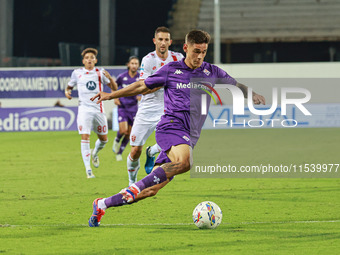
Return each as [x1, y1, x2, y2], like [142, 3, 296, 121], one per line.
[121, 129, 129, 137]
[98, 134, 108, 142]
[176, 158, 191, 172]
[181, 160, 191, 172]
[176, 160, 191, 175]
[130, 146, 142, 158]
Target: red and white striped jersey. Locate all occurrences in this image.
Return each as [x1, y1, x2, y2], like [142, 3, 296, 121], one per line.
[137, 50, 184, 122]
[68, 67, 110, 113]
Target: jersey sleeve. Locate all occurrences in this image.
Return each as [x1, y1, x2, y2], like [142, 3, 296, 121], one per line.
[144, 64, 168, 89]
[68, 70, 78, 87]
[215, 66, 237, 86]
[139, 55, 153, 80]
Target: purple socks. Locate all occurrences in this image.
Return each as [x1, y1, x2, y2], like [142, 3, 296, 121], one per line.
[132, 167, 167, 192]
[104, 193, 127, 208]
[115, 131, 123, 143]
[118, 137, 129, 154]
[104, 167, 168, 209]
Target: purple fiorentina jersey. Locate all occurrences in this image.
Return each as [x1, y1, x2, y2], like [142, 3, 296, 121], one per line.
[144, 58, 237, 147]
[116, 70, 139, 112]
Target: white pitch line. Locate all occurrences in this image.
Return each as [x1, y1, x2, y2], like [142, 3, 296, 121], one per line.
[239, 220, 340, 225]
[1, 220, 340, 228]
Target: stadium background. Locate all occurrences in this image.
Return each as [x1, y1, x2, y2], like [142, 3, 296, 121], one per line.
[1, 0, 340, 130]
[2, 0, 340, 66]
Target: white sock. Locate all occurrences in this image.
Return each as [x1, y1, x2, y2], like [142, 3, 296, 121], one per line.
[93, 139, 107, 156]
[98, 198, 107, 210]
[149, 143, 162, 157]
[81, 140, 91, 170]
[127, 153, 140, 185]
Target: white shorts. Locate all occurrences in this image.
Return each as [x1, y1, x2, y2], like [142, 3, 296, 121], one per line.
[129, 120, 158, 146]
[77, 111, 108, 135]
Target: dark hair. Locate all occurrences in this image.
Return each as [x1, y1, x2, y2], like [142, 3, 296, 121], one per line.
[127, 56, 139, 63]
[154, 26, 171, 37]
[127, 56, 139, 70]
[81, 48, 98, 58]
[185, 30, 211, 45]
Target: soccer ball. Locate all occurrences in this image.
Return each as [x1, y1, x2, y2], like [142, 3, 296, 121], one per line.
[192, 201, 222, 229]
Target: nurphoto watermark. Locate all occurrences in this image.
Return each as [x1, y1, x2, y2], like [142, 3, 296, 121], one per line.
[188, 78, 340, 178]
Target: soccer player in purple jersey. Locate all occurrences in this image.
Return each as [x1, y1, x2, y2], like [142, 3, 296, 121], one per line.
[112, 56, 141, 162]
[88, 30, 265, 227]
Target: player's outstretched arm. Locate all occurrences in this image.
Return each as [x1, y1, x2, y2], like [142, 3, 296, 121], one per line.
[236, 83, 266, 105]
[142, 87, 162, 95]
[252, 92, 266, 105]
[137, 79, 161, 95]
[91, 80, 150, 104]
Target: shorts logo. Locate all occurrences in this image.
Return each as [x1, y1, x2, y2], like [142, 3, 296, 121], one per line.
[153, 176, 160, 184]
[86, 81, 97, 90]
[182, 135, 190, 142]
[79, 125, 82, 131]
[131, 135, 136, 142]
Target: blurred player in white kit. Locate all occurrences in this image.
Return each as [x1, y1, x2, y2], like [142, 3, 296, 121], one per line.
[65, 48, 117, 178]
[126, 26, 184, 185]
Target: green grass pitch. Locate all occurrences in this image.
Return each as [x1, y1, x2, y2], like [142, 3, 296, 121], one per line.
[0, 128, 339, 254]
